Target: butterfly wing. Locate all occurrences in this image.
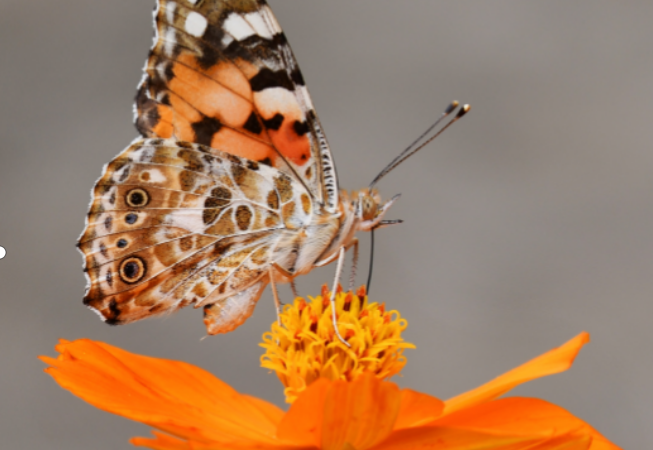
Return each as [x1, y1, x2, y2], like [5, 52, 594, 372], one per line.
[79, 138, 312, 333]
[136, 0, 339, 213]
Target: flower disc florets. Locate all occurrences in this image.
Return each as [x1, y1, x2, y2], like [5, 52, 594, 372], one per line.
[260, 285, 415, 403]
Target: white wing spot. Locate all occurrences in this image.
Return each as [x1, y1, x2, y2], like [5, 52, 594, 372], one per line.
[221, 33, 234, 47]
[223, 13, 255, 41]
[165, 2, 177, 23]
[244, 11, 274, 39]
[169, 210, 206, 232]
[185, 11, 208, 37]
[164, 28, 177, 56]
[156, 62, 168, 80]
[187, 0, 199, 5]
[145, 168, 167, 183]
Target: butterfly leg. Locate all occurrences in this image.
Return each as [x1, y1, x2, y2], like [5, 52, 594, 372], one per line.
[348, 238, 359, 292]
[268, 268, 283, 326]
[330, 246, 351, 347]
[317, 238, 358, 291]
[290, 280, 299, 298]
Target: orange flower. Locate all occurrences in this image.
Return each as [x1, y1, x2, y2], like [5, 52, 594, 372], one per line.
[41, 291, 620, 450]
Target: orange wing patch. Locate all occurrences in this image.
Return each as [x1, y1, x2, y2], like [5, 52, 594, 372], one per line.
[168, 57, 252, 128]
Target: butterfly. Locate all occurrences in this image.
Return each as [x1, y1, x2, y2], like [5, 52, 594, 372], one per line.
[78, 0, 468, 340]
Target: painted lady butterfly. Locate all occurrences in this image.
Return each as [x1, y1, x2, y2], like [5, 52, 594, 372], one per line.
[78, 0, 468, 340]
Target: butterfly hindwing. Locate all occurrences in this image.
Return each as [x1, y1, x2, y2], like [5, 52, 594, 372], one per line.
[79, 138, 311, 330]
[136, 0, 339, 213]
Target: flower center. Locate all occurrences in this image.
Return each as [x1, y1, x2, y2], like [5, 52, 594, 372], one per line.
[260, 285, 415, 403]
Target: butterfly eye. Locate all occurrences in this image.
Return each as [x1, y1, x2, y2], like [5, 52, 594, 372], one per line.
[126, 188, 150, 208]
[119, 256, 146, 284]
[361, 195, 378, 221]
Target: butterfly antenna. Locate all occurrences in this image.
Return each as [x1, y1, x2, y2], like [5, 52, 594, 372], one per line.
[369, 102, 470, 188]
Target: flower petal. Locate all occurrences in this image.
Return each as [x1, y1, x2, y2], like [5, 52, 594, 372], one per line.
[131, 431, 190, 450]
[443, 332, 590, 415]
[372, 427, 568, 450]
[435, 397, 619, 449]
[320, 374, 402, 450]
[131, 431, 315, 450]
[242, 394, 286, 427]
[277, 378, 331, 446]
[40, 339, 287, 448]
[393, 389, 445, 431]
[524, 434, 593, 450]
[373, 396, 608, 450]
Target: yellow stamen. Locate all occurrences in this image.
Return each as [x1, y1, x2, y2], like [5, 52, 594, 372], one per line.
[260, 285, 415, 403]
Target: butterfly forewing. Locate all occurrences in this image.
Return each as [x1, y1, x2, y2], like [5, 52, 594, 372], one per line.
[136, 0, 339, 212]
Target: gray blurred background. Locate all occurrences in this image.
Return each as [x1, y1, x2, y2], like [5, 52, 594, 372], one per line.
[1, 0, 651, 448]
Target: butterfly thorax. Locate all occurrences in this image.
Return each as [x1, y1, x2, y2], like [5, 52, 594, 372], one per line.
[269, 188, 393, 283]
[292, 188, 393, 271]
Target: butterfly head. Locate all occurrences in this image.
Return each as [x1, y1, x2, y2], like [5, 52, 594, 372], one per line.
[353, 189, 401, 232]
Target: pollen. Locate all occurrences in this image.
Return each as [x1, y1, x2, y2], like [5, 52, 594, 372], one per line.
[260, 285, 415, 403]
